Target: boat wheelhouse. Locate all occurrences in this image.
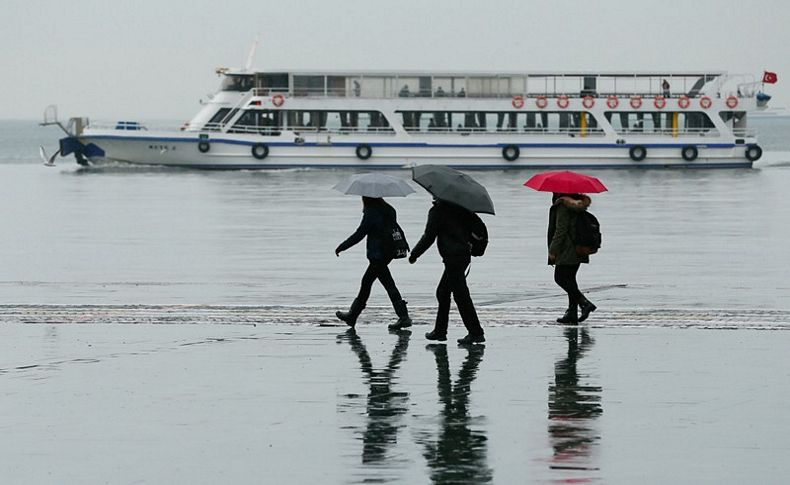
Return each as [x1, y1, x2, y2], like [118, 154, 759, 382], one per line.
[46, 68, 771, 169]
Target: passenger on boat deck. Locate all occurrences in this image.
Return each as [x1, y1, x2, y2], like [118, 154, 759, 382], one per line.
[399, 85, 410, 97]
[457, 88, 466, 97]
[428, 119, 437, 131]
[435, 86, 445, 97]
[353, 80, 361, 97]
[662, 79, 671, 97]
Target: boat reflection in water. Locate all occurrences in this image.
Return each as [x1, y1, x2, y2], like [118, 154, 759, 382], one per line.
[548, 327, 603, 481]
[420, 344, 493, 484]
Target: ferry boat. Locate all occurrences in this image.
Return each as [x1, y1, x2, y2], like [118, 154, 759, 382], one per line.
[43, 68, 773, 169]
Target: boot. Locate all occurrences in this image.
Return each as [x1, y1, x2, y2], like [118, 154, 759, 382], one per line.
[425, 330, 447, 342]
[388, 300, 413, 330]
[336, 298, 365, 327]
[578, 299, 597, 323]
[457, 333, 485, 345]
[556, 304, 578, 325]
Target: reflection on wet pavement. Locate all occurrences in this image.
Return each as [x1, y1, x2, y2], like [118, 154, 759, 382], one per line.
[2, 323, 789, 484]
[421, 344, 492, 484]
[338, 328, 411, 467]
[548, 327, 602, 482]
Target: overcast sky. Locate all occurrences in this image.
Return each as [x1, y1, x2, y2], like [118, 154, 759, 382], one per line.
[3, 0, 789, 120]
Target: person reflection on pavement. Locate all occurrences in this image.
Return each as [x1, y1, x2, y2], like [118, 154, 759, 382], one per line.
[548, 327, 602, 476]
[422, 344, 493, 484]
[338, 328, 411, 464]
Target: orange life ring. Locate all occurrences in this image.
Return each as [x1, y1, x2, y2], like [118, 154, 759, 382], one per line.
[606, 96, 619, 109]
[653, 96, 666, 109]
[512, 95, 525, 109]
[677, 96, 690, 109]
[535, 96, 548, 109]
[699, 96, 712, 109]
[556, 95, 570, 109]
[726, 95, 738, 109]
[630, 96, 643, 109]
[582, 96, 595, 109]
[272, 94, 285, 107]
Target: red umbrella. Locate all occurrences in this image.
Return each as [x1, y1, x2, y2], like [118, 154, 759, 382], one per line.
[523, 170, 608, 194]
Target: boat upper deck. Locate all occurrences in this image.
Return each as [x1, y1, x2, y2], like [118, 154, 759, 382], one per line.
[215, 68, 759, 100]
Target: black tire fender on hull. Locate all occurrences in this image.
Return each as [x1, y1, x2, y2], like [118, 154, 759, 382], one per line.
[745, 144, 762, 162]
[629, 145, 647, 161]
[681, 145, 699, 161]
[502, 144, 520, 161]
[355, 144, 372, 160]
[198, 141, 210, 153]
[251, 143, 269, 160]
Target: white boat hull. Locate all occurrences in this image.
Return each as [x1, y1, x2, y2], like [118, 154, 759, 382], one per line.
[81, 130, 754, 169]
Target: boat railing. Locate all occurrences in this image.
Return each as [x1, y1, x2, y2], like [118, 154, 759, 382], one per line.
[241, 72, 762, 101]
[252, 87, 752, 100]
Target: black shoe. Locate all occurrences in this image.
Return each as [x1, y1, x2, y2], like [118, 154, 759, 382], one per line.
[457, 334, 485, 345]
[336, 298, 364, 327]
[335, 310, 356, 328]
[388, 317, 413, 331]
[556, 305, 578, 325]
[425, 330, 447, 341]
[578, 300, 597, 323]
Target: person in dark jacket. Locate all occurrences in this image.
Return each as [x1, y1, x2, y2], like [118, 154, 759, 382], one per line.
[548, 193, 597, 324]
[409, 199, 485, 344]
[335, 197, 412, 329]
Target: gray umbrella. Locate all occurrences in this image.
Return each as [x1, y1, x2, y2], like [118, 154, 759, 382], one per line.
[411, 165, 495, 215]
[333, 172, 416, 197]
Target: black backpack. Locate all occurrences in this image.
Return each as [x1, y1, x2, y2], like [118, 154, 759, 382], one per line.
[388, 222, 410, 259]
[469, 213, 488, 257]
[574, 211, 601, 256]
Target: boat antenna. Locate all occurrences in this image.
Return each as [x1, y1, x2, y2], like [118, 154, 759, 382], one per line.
[244, 36, 259, 72]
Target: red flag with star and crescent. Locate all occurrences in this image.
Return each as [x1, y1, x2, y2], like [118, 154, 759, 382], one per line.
[763, 71, 778, 84]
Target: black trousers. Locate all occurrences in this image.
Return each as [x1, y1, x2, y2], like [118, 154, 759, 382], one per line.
[356, 258, 403, 307]
[554, 263, 583, 306]
[433, 259, 483, 337]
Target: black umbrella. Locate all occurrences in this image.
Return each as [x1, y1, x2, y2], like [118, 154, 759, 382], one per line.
[411, 165, 495, 215]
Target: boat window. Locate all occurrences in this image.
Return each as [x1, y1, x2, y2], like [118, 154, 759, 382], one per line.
[208, 108, 231, 124]
[284, 110, 393, 133]
[220, 75, 254, 92]
[328, 76, 346, 97]
[397, 111, 602, 135]
[293, 75, 325, 96]
[203, 108, 239, 131]
[254, 73, 289, 94]
[606, 111, 717, 135]
[228, 109, 281, 135]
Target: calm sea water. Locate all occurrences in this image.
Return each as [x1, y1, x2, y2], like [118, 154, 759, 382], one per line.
[1, 118, 789, 313]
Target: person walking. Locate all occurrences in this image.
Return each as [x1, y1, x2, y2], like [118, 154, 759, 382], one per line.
[409, 199, 486, 344]
[335, 196, 412, 330]
[548, 193, 597, 324]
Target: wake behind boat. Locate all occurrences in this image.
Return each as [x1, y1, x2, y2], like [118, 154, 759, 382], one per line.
[42, 66, 777, 169]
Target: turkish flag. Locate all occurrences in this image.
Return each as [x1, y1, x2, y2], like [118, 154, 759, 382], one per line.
[763, 71, 778, 84]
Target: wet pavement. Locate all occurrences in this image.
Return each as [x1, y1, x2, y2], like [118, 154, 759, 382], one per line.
[1, 316, 788, 484]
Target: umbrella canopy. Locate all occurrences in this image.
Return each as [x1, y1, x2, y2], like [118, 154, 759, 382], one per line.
[523, 170, 608, 194]
[412, 165, 495, 215]
[333, 173, 416, 198]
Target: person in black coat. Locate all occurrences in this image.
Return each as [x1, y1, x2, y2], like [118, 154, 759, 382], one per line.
[335, 197, 412, 329]
[409, 199, 485, 344]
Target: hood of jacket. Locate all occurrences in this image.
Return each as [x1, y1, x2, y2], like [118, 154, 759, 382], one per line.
[554, 195, 591, 212]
